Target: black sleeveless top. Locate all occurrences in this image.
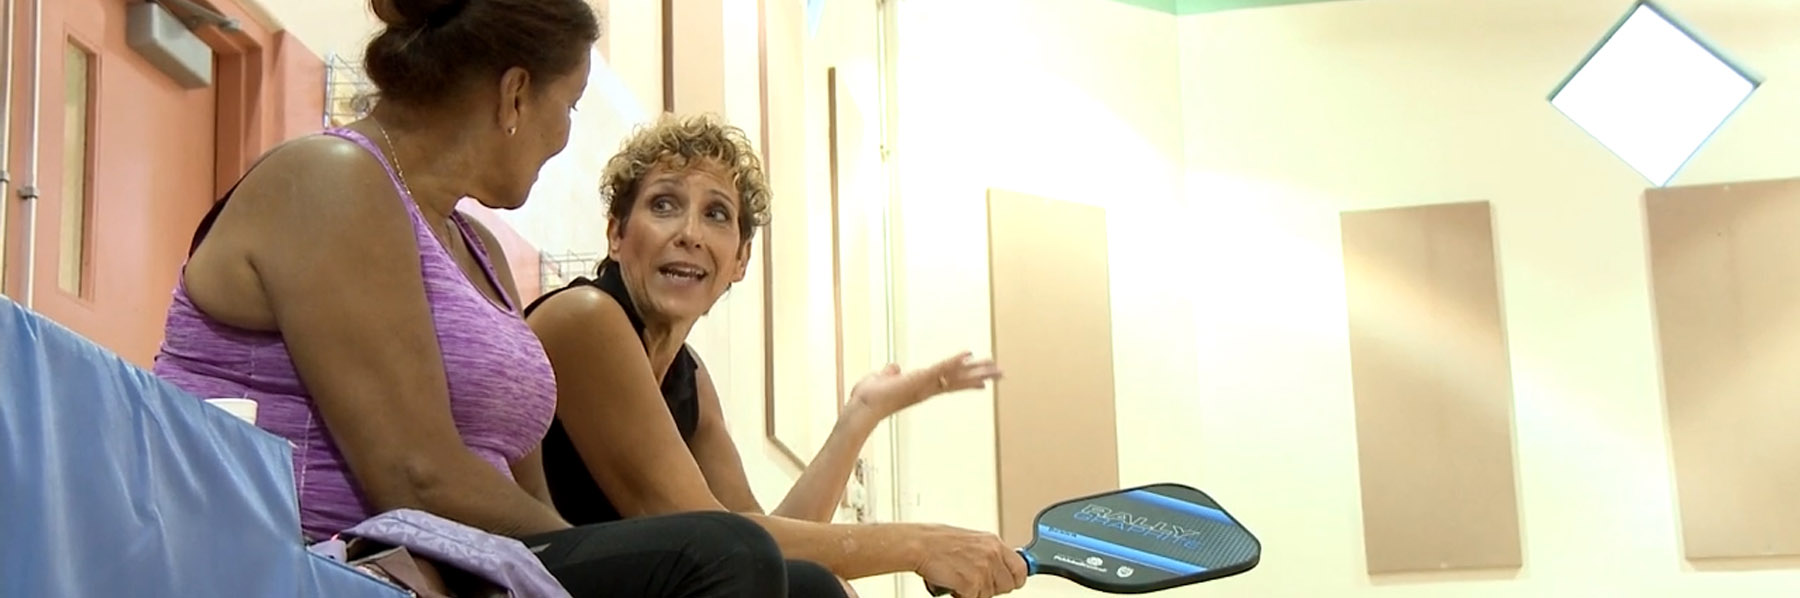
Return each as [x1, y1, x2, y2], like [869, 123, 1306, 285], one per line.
[522, 260, 703, 526]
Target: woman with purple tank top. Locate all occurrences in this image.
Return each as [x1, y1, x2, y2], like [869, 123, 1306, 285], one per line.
[149, 1, 785, 596]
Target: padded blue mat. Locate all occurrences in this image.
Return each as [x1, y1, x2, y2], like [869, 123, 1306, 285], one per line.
[0, 296, 404, 597]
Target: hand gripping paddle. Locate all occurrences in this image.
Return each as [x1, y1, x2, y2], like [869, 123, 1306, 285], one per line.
[926, 483, 1260, 595]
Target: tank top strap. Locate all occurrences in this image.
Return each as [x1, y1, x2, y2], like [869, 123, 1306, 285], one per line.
[448, 212, 519, 313]
[322, 127, 429, 227]
[591, 260, 649, 336]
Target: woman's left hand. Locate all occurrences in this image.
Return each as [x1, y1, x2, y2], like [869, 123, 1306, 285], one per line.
[849, 351, 1003, 419]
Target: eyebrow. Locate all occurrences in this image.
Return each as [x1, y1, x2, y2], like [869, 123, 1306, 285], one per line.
[706, 189, 737, 206]
[644, 176, 736, 203]
[642, 175, 684, 189]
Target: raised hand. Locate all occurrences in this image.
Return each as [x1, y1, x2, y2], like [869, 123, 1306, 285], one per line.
[849, 351, 1003, 419]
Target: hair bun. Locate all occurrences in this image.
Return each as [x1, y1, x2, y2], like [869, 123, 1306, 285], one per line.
[370, 0, 470, 29]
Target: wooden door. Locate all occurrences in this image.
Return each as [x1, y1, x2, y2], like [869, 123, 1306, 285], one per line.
[8, 0, 223, 366]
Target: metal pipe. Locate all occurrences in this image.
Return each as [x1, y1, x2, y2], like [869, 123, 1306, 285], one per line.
[18, 0, 38, 308]
[0, 0, 14, 296]
[873, 3, 907, 598]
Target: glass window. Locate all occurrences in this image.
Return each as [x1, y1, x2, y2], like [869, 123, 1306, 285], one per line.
[59, 40, 94, 296]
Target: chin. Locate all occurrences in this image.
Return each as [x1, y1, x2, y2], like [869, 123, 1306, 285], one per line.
[669, 301, 716, 321]
[648, 296, 718, 322]
[468, 179, 535, 211]
[473, 193, 530, 211]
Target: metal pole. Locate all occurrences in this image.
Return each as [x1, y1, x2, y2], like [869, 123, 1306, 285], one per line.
[0, 0, 15, 297]
[322, 54, 334, 129]
[874, 2, 909, 597]
[17, 0, 36, 308]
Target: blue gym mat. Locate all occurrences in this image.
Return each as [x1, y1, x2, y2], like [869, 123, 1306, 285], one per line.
[0, 296, 405, 597]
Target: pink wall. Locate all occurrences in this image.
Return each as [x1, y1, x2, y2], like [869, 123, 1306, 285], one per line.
[271, 32, 327, 159]
[0, 0, 542, 366]
[2, 0, 326, 367]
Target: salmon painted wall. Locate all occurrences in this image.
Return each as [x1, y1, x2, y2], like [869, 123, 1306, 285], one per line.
[5, 0, 326, 367]
[269, 31, 327, 167]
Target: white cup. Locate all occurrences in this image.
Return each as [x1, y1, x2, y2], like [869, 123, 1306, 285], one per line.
[205, 398, 259, 426]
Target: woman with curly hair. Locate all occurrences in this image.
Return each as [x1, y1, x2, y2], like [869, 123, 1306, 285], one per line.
[523, 113, 1029, 598]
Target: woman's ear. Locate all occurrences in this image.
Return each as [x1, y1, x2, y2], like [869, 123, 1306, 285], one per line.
[732, 240, 752, 283]
[495, 66, 532, 134]
[605, 217, 623, 260]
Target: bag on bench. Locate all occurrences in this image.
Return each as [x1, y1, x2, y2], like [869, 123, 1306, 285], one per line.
[319, 509, 572, 598]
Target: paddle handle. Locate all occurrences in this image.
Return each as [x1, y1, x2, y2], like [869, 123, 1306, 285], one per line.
[923, 549, 1033, 596]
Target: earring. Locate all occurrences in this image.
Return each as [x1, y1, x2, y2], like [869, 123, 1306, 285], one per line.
[507, 126, 517, 136]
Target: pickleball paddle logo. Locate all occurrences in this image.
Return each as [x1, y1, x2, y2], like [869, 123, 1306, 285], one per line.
[1072, 503, 1206, 550]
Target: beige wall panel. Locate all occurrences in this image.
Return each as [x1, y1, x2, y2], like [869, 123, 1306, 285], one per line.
[1646, 177, 1800, 561]
[987, 189, 1120, 547]
[764, 67, 849, 467]
[1339, 201, 1523, 575]
[666, 0, 725, 114]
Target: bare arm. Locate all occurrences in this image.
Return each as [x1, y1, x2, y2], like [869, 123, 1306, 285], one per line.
[688, 354, 882, 523]
[459, 211, 523, 308]
[241, 138, 567, 537]
[526, 289, 931, 579]
[510, 446, 554, 507]
[686, 355, 766, 514]
[752, 354, 1000, 523]
[770, 400, 883, 522]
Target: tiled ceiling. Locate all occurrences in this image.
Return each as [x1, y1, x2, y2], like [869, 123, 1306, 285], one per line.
[1108, 0, 1356, 15]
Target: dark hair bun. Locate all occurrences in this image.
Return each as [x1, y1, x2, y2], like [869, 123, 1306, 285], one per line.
[370, 0, 469, 29]
[362, 0, 598, 108]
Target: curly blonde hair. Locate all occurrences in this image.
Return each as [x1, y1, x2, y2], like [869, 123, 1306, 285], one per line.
[599, 112, 772, 243]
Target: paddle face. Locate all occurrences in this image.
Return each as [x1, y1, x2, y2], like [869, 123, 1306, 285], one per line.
[1019, 483, 1260, 594]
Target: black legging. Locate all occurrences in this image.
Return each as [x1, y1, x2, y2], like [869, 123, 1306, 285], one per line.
[784, 558, 852, 598]
[523, 511, 790, 597]
[521, 510, 850, 598]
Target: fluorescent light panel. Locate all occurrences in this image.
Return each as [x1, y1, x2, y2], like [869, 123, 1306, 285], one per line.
[1550, 1, 1757, 187]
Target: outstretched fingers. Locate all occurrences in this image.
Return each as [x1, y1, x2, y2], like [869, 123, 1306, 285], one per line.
[932, 353, 1002, 392]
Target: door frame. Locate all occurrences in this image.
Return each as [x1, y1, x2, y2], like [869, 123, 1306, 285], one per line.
[181, 0, 269, 199]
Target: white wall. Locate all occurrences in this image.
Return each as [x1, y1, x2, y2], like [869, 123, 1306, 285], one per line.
[1177, 0, 1800, 596]
[887, 3, 1190, 597]
[256, 0, 379, 58]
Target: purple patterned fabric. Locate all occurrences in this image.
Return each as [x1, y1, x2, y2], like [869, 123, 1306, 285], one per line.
[339, 509, 573, 598]
[152, 127, 558, 541]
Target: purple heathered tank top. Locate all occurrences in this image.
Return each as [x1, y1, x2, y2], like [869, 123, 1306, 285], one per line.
[152, 127, 558, 541]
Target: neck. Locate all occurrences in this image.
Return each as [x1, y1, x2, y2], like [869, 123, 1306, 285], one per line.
[639, 317, 698, 380]
[360, 106, 483, 223]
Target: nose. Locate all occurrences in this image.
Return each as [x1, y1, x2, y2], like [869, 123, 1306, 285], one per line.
[675, 213, 703, 247]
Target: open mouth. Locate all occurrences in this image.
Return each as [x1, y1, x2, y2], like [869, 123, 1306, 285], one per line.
[657, 262, 710, 282]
